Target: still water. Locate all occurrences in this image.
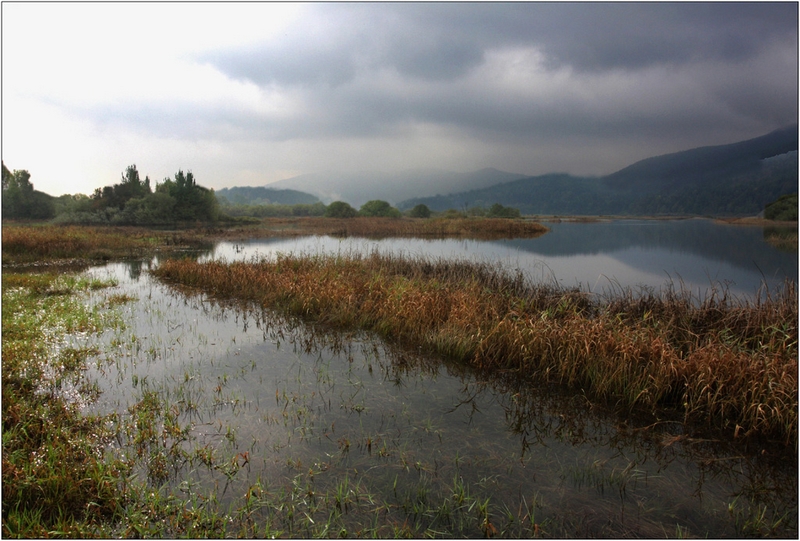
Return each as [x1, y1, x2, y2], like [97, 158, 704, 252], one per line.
[76, 219, 795, 537]
[202, 219, 797, 300]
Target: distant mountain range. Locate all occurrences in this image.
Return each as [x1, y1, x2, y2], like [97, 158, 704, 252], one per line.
[239, 125, 797, 216]
[266, 168, 525, 208]
[216, 186, 320, 206]
[399, 125, 798, 216]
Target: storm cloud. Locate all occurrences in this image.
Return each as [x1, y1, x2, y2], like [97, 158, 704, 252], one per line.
[2, 2, 797, 196]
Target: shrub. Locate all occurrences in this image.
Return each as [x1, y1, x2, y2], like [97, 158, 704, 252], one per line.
[486, 203, 521, 219]
[358, 200, 402, 218]
[325, 201, 357, 218]
[408, 204, 432, 218]
[764, 194, 798, 221]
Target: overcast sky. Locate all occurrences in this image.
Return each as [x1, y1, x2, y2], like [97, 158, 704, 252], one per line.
[2, 2, 797, 197]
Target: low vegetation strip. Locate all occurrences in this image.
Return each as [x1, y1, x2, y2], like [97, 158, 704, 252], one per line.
[1, 224, 212, 264]
[238, 216, 549, 240]
[153, 253, 798, 445]
[2, 273, 125, 537]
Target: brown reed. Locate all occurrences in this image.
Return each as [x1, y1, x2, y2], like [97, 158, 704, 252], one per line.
[153, 252, 797, 444]
[254, 216, 549, 240]
[1, 225, 212, 264]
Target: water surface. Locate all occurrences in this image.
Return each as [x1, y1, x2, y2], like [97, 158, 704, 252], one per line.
[202, 219, 797, 300]
[72, 218, 797, 537]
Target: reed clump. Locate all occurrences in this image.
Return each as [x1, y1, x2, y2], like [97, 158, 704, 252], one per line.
[1, 224, 212, 264]
[152, 253, 797, 444]
[257, 216, 549, 240]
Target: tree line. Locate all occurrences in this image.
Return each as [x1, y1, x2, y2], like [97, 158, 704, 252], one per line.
[2, 162, 524, 224]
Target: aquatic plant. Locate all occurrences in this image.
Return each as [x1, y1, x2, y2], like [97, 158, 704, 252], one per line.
[1, 224, 212, 264]
[2, 273, 126, 537]
[152, 252, 798, 444]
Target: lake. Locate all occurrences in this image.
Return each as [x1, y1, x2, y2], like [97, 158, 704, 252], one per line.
[76, 219, 795, 536]
[201, 219, 797, 300]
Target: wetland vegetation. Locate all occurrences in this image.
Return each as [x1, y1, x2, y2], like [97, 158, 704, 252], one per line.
[2, 220, 797, 538]
[153, 252, 797, 445]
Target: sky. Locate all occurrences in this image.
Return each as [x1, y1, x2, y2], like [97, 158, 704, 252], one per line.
[2, 2, 797, 197]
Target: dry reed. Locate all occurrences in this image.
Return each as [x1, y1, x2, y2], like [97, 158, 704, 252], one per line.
[255, 217, 549, 240]
[1, 225, 212, 264]
[153, 253, 797, 444]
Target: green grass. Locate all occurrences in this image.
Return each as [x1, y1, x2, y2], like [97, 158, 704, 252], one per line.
[2, 273, 126, 537]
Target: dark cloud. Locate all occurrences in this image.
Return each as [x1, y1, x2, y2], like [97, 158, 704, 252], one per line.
[519, 2, 797, 71]
[121, 3, 799, 175]
[203, 3, 797, 87]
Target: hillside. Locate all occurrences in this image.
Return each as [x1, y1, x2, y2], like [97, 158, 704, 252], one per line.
[267, 168, 525, 207]
[216, 186, 320, 206]
[399, 126, 798, 216]
[602, 124, 798, 192]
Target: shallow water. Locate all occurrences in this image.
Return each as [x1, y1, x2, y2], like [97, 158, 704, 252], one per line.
[76, 224, 798, 537]
[201, 219, 797, 300]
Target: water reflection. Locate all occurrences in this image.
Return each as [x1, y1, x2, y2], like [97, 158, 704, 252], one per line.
[82, 260, 797, 537]
[200, 219, 797, 299]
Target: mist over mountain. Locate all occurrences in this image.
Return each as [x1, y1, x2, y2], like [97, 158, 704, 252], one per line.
[399, 126, 798, 216]
[216, 186, 320, 206]
[267, 168, 525, 207]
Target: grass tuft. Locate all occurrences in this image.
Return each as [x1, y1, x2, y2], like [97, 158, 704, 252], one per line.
[153, 253, 798, 444]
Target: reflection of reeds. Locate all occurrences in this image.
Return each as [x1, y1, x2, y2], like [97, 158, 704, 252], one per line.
[764, 226, 798, 252]
[152, 253, 798, 445]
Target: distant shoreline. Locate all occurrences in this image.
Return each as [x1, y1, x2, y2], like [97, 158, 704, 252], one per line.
[525, 214, 798, 227]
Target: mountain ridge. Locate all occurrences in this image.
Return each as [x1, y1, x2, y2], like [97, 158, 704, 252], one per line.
[399, 125, 798, 216]
[266, 167, 526, 207]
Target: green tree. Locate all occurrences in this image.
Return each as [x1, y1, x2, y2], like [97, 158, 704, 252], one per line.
[156, 170, 218, 222]
[92, 164, 152, 210]
[486, 203, 521, 218]
[408, 203, 431, 218]
[358, 200, 401, 217]
[764, 194, 798, 221]
[324, 201, 357, 218]
[2, 162, 55, 219]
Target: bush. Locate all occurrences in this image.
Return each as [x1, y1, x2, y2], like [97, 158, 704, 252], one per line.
[764, 194, 798, 221]
[440, 209, 465, 219]
[325, 201, 357, 218]
[408, 204, 432, 218]
[486, 203, 521, 219]
[358, 200, 402, 218]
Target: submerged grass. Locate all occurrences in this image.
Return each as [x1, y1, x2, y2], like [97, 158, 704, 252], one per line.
[4, 262, 794, 537]
[2, 273, 126, 537]
[153, 252, 798, 445]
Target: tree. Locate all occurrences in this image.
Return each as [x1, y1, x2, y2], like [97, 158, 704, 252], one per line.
[486, 203, 521, 219]
[408, 203, 431, 218]
[764, 194, 798, 221]
[92, 164, 152, 210]
[2, 162, 55, 219]
[325, 201, 357, 218]
[358, 200, 401, 218]
[156, 170, 218, 222]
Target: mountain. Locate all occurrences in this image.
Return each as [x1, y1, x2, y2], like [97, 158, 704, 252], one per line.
[601, 124, 798, 192]
[216, 186, 320, 206]
[399, 126, 798, 216]
[267, 168, 526, 207]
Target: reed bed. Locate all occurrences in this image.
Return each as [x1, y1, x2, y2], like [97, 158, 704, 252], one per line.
[1, 224, 212, 264]
[257, 216, 549, 240]
[1, 219, 547, 265]
[153, 252, 798, 445]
